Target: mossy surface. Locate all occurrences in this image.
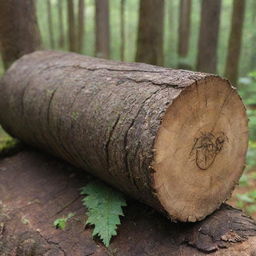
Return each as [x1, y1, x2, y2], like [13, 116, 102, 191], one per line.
[0, 126, 22, 157]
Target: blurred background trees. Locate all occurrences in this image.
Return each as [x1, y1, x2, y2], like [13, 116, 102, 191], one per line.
[1, 0, 254, 83]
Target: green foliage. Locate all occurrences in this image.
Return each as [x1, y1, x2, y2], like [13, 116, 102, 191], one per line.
[0, 128, 20, 157]
[53, 212, 75, 230]
[236, 190, 256, 214]
[81, 181, 126, 247]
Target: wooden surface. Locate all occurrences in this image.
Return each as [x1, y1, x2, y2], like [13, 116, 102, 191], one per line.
[0, 150, 256, 255]
[0, 51, 248, 221]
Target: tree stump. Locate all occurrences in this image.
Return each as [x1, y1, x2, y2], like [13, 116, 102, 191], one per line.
[0, 51, 248, 221]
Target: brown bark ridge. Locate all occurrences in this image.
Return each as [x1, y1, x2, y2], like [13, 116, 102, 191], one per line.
[47, 0, 55, 49]
[0, 150, 256, 255]
[0, 0, 41, 70]
[178, 0, 192, 58]
[95, 0, 110, 58]
[77, 0, 85, 53]
[0, 50, 248, 222]
[196, 0, 221, 73]
[58, 0, 65, 48]
[224, 0, 246, 85]
[67, 0, 76, 52]
[136, 0, 164, 66]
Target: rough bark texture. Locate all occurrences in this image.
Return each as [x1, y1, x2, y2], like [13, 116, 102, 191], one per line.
[224, 0, 246, 85]
[67, 0, 76, 52]
[120, 0, 125, 61]
[77, 0, 85, 53]
[178, 0, 192, 58]
[95, 0, 110, 58]
[135, 0, 164, 66]
[47, 0, 55, 49]
[0, 51, 248, 222]
[58, 0, 65, 48]
[1, 150, 256, 256]
[196, 0, 221, 73]
[0, 0, 41, 70]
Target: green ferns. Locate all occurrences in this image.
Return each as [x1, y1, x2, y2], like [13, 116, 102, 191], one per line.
[81, 181, 126, 247]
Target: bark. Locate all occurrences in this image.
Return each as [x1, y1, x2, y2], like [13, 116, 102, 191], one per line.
[136, 0, 165, 66]
[57, 0, 65, 48]
[95, 0, 110, 58]
[178, 0, 192, 58]
[0, 51, 248, 222]
[77, 0, 85, 53]
[120, 0, 125, 61]
[67, 0, 76, 52]
[224, 0, 246, 85]
[196, 0, 221, 73]
[47, 0, 55, 49]
[0, 0, 41, 70]
[0, 150, 256, 255]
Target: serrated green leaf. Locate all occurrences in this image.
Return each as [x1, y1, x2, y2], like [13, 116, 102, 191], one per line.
[81, 181, 126, 247]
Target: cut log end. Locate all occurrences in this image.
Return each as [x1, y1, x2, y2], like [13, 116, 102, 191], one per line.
[153, 76, 248, 221]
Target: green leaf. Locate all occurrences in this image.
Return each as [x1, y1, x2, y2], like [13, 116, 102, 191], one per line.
[53, 212, 75, 230]
[81, 181, 126, 247]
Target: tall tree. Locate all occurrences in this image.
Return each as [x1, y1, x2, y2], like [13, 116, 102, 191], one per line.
[136, 0, 165, 66]
[58, 0, 65, 48]
[47, 0, 55, 49]
[224, 0, 245, 84]
[77, 0, 85, 53]
[0, 0, 41, 70]
[196, 0, 221, 73]
[178, 0, 192, 58]
[67, 0, 76, 52]
[250, 0, 256, 70]
[120, 0, 125, 61]
[95, 0, 110, 58]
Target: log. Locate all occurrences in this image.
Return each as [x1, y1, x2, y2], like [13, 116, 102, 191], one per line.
[0, 150, 256, 256]
[0, 51, 248, 222]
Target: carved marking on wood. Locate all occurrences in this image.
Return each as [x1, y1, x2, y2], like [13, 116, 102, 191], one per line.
[191, 132, 227, 170]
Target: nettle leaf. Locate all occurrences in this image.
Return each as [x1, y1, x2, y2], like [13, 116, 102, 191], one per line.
[81, 181, 126, 247]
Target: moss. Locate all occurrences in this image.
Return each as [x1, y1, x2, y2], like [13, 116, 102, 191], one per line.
[0, 136, 22, 158]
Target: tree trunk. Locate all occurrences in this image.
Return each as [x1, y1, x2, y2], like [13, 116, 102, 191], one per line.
[57, 0, 65, 48]
[95, 0, 110, 58]
[0, 0, 41, 70]
[250, 0, 256, 70]
[224, 0, 246, 85]
[178, 0, 192, 58]
[120, 0, 125, 61]
[47, 0, 55, 49]
[77, 0, 85, 53]
[136, 0, 164, 66]
[196, 0, 221, 73]
[67, 0, 76, 52]
[0, 150, 256, 255]
[0, 51, 248, 222]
